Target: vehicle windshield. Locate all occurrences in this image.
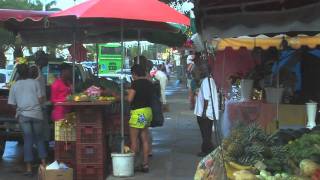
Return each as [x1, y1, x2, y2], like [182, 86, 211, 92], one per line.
[0, 73, 5, 83]
[41, 64, 82, 85]
[13, 63, 82, 86]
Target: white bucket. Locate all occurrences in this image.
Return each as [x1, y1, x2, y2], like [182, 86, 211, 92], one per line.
[240, 79, 254, 101]
[265, 87, 284, 104]
[111, 153, 135, 177]
[306, 103, 317, 129]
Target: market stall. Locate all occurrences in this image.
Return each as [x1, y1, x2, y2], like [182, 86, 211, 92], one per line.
[0, 0, 190, 179]
[211, 35, 320, 135]
[194, 1, 320, 179]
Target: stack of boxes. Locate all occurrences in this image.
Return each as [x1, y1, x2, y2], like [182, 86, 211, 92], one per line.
[75, 108, 107, 180]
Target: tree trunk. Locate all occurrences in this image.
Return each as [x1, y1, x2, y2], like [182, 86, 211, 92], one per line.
[13, 44, 23, 60]
[0, 48, 6, 68]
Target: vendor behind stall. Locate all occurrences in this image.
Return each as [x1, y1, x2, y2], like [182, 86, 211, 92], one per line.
[51, 63, 72, 121]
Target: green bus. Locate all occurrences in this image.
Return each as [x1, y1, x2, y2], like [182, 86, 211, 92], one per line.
[98, 43, 122, 75]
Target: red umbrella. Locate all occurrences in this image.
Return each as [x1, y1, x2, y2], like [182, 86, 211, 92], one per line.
[50, 0, 190, 156]
[50, 0, 190, 26]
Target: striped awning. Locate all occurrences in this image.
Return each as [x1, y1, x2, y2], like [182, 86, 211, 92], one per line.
[213, 34, 320, 51]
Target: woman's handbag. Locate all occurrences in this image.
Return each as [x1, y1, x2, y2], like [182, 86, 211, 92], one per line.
[150, 82, 164, 127]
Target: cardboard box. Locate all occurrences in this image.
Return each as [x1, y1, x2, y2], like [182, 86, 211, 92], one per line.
[38, 165, 73, 180]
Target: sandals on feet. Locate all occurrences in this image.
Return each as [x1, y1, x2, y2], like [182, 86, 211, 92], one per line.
[135, 164, 149, 173]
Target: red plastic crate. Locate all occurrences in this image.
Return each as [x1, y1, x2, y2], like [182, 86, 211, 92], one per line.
[77, 164, 106, 180]
[76, 126, 104, 144]
[76, 108, 104, 126]
[76, 143, 106, 164]
[54, 141, 76, 160]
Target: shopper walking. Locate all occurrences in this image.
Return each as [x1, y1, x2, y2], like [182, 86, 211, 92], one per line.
[194, 68, 219, 157]
[150, 67, 168, 105]
[127, 64, 154, 173]
[8, 64, 47, 176]
[29, 65, 50, 142]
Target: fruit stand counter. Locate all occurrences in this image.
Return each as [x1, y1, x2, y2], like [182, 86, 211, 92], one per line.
[56, 101, 116, 180]
[56, 101, 116, 130]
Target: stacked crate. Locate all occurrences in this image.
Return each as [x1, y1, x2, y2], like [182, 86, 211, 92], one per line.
[76, 108, 106, 180]
[54, 141, 76, 169]
[54, 113, 77, 173]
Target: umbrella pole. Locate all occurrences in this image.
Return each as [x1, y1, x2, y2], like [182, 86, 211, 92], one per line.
[72, 31, 76, 93]
[120, 21, 125, 154]
[96, 43, 99, 76]
[137, 29, 141, 64]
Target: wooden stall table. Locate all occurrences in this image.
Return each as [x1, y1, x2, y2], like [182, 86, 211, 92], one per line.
[223, 100, 307, 136]
[57, 101, 115, 180]
[227, 101, 276, 129]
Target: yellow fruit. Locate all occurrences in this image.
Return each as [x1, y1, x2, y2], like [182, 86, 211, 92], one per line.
[106, 97, 116, 101]
[124, 146, 131, 153]
[74, 96, 80, 101]
[229, 161, 253, 170]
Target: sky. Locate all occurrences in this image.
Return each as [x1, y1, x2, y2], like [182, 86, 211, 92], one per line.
[53, 0, 86, 10]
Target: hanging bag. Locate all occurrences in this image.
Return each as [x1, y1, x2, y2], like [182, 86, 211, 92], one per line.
[150, 81, 164, 127]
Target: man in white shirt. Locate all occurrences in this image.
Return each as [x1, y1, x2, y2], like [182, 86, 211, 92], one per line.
[194, 68, 219, 157]
[151, 68, 168, 105]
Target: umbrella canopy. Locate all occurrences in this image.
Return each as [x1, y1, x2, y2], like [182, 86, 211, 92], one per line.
[0, 9, 187, 46]
[50, 0, 190, 26]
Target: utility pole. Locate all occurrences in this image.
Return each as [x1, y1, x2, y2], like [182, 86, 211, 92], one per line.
[42, 0, 47, 11]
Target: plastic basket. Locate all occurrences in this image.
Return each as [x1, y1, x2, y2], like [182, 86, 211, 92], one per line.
[54, 141, 76, 160]
[55, 121, 76, 141]
[76, 109, 103, 125]
[77, 164, 106, 180]
[76, 143, 106, 164]
[76, 126, 104, 144]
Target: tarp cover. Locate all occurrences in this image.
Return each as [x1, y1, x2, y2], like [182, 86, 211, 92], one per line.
[201, 2, 320, 39]
[214, 35, 320, 50]
[0, 9, 50, 22]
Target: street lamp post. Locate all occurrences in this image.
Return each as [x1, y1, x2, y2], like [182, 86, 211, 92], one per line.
[42, 0, 47, 11]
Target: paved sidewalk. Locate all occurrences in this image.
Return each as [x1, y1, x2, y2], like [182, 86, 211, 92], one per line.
[0, 79, 202, 180]
[108, 81, 202, 180]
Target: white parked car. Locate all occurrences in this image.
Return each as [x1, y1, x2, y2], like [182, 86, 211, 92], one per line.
[100, 73, 132, 84]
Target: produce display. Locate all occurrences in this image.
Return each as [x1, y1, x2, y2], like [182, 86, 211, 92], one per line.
[195, 123, 320, 180]
[67, 92, 116, 102]
[68, 76, 121, 102]
[80, 76, 121, 95]
[222, 123, 287, 173]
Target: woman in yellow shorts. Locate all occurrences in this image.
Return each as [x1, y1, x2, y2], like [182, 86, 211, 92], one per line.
[127, 64, 154, 172]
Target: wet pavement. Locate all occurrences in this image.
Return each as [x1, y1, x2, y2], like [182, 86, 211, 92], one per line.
[108, 80, 202, 180]
[0, 78, 203, 180]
